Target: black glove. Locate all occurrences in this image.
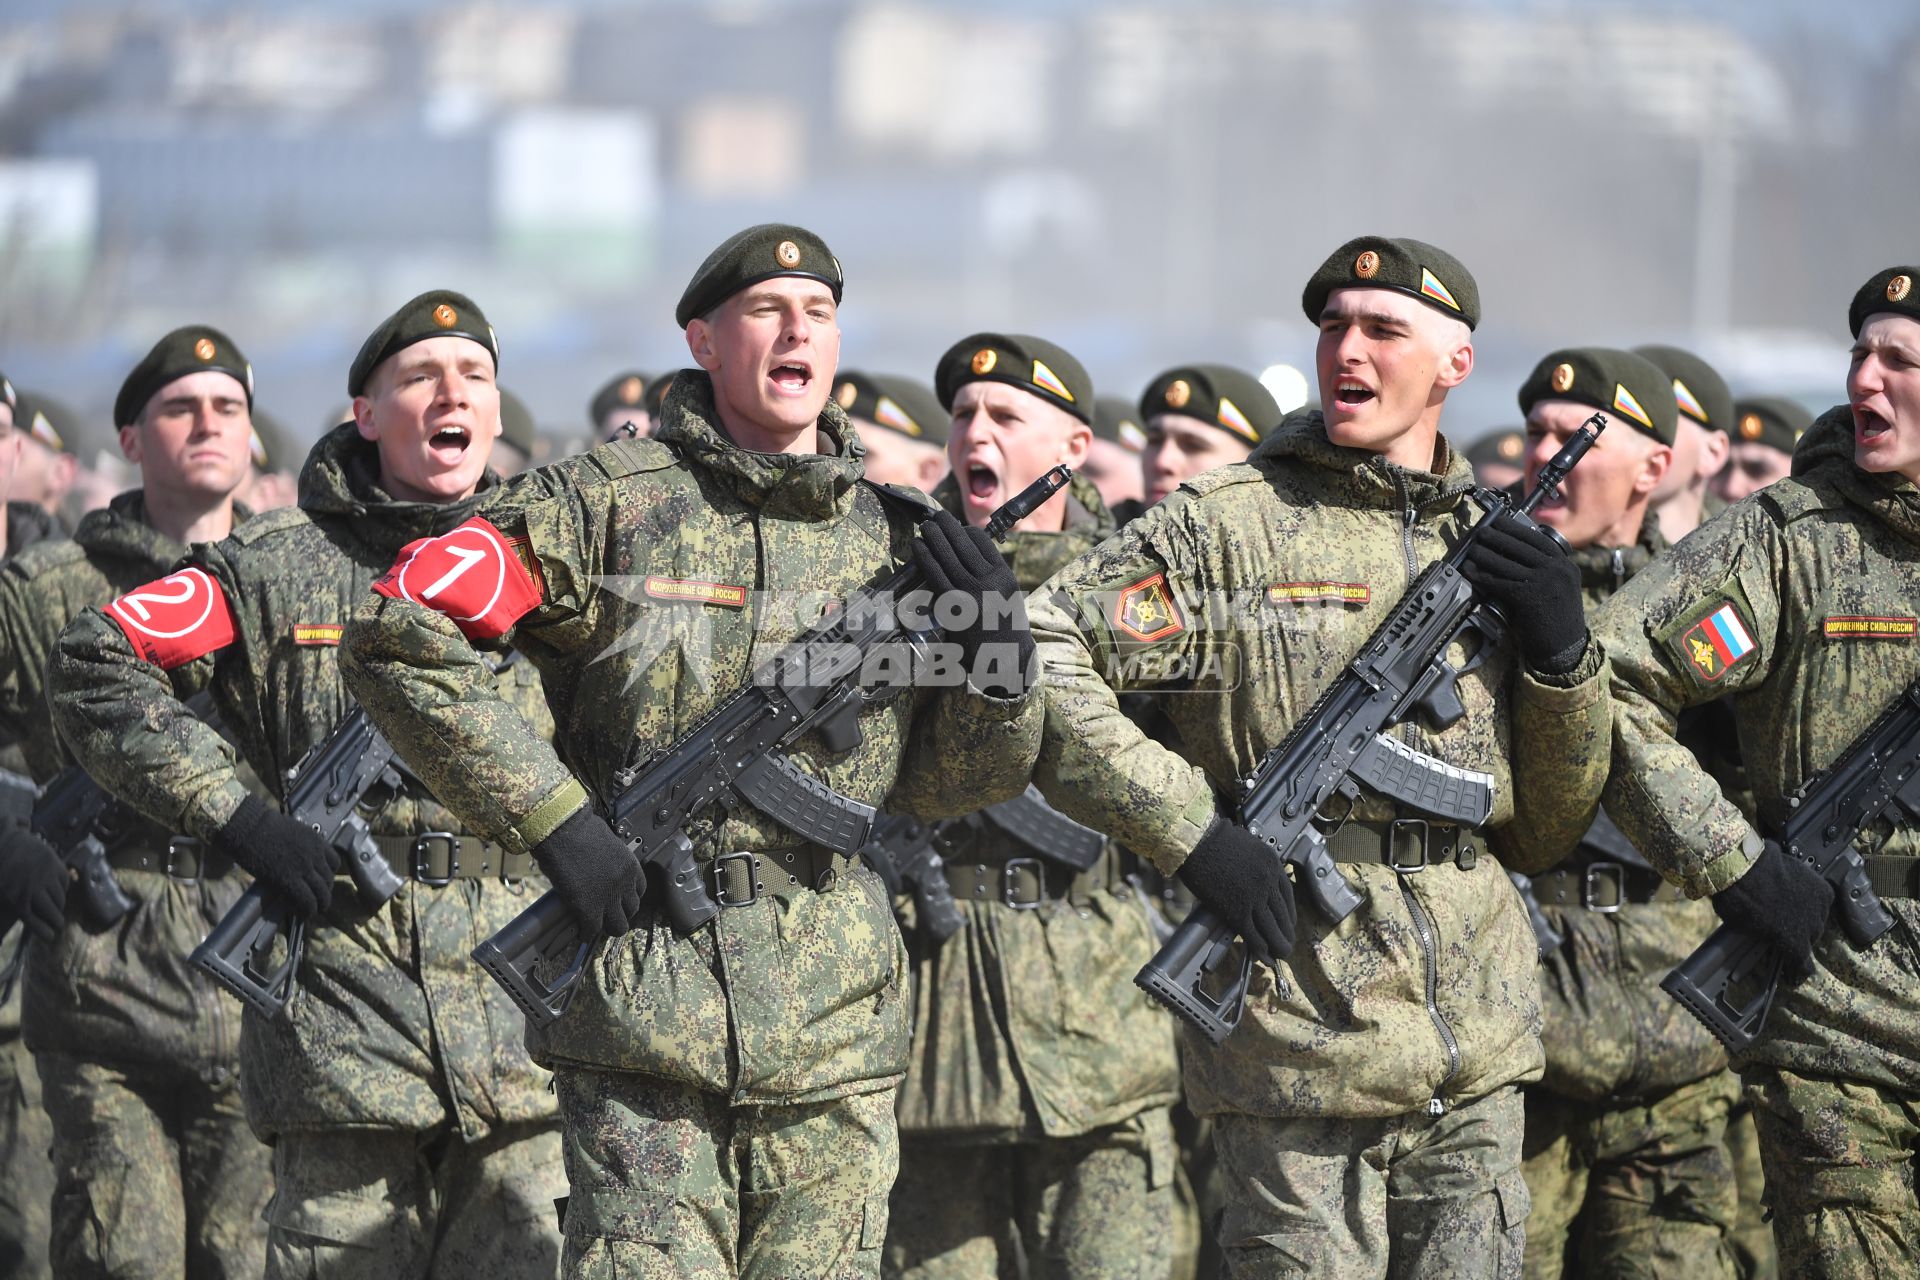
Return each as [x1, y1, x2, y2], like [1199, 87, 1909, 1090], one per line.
[1177, 813, 1297, 966]
[1711, 840, 1834, 983]
[1460, 510, 1589, 675]
[533, 807, 647, 940]
[211, 795, 341, 919]
[912, 510, 1035, 699]
[0, 826, 68, 944]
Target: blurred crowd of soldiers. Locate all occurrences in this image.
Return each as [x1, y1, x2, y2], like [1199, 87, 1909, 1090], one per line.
[0, 216, 1906, 1280]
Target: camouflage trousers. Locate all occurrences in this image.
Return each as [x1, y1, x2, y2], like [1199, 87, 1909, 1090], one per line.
[1520, 1071, 1741, 1280]
[0, 1009, 53, 1280]
[1746, 1067, 1920, 1280]
[37, 1049, 269, 1280]
[883, 1107, 1176, 1280]
[263, 1119, 563, 1280]
[1212, 1085, 1528, 1279]
[556, 1070, 896, 1280]
[1725, 1101, 1776, 1280]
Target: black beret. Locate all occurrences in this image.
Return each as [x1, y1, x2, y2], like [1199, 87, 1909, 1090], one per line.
[0, 371, 14, 414]
[1091, 395, 1146, 453]
[644, 371, 678, 420]
[1464, 428, 1527, 470]
[248, 409, 293, 471]
[675, 224, 843, 329]
[1138, 363, 1283, 446]
[1731, 396, 1811, 455]
[1302, 235, 1479, 331]
[348, 289, 497, 398]
[1850, 265, 1920, 338]
[14, 390, 73, 453]
[114, 325, 253, 429]
[1519, 347, 1677, 445]
[1632, 344, 1733, 435]
[588, 371, 650, 428]
[935, 333, 1093, 424]
[832, 371, 948, 446]
[498, 387, 537, 455]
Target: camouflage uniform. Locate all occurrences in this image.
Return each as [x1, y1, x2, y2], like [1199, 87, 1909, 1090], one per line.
[1507, 518, 1742, 1280]
[1026, 413, 1613, 1279]
[0, 491, 270, 1279]
[338, 373, 1042, 1280]
[884, 472, 1181, 1280]
[1596, 408, 1920, 1279]
[0, 499, 61, 1280]
[48, 428, 565, 1280]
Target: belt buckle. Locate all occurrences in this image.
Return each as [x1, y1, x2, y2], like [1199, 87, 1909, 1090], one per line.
[1002, 857, 1044, 909]
[1583, 861, 1625, 913]
[1387, 819, 1430, 874]
[411, 832, 460, 887]
[713, 851, 761, 907]
[165, 836, 201, 884]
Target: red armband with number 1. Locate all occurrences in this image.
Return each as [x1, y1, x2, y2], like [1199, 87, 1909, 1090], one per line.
[371, 516, 543, 641]
[107, 567, 240, 669]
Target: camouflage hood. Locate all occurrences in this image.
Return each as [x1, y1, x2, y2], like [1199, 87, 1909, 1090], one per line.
[5, 499, 57, 558]
[931, 467, 1115, 590]
[1568, 509, 1667, 604]
[73, 489, 190, 569]
[1253, 409, 1476, 518]
[1792, 404, 1920, 546]
[653, 368, 866, 521]
[295, 420, 504, 560]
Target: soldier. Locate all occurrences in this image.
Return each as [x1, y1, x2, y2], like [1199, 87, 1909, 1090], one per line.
[1495, 348, 1744, 1279]
[588, 370, 652, 441]
[834, 370, 949, 491]
[1140, 364, 1283, 508]
[0, 327, 270, 1278]
[49, 294, 568, 1279]
[1085, 395, 1148, 521]
[0, 367, 57, 1280]
[9, 393, 80, 528]
[495, 387, 539, 474]
[1026, 236, 1612, 1277]
[1636, 345, 1733, 542]
[1713, 397, 1809, 505]
[882, 334, 1178, 1280]
[1465, 428, 1528, 492]
[240, 410, 300, 512]
[1591, 265, 1920, 1279]
[338, 226, 1043, 1280]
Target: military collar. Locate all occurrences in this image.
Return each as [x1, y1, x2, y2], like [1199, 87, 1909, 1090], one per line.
[297, 420, 503, 557]
[653, 369, 865, 521]
[1255, 410, 1475, 517]
[74, 489, 186, 566]
[1568, 510, 1665, 594]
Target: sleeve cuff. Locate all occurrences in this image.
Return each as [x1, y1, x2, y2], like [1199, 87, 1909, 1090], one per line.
[1147, 785, 1219, 877]
[187, 780, 253, 842]
[1699, 829, 1764, 896]
[510, 778, 593, 856]
[1519, 634, 1607, 701]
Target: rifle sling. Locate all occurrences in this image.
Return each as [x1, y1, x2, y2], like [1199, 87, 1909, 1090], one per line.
[1863, 854, 1920, 900]
[1324, 819, 1480, 871]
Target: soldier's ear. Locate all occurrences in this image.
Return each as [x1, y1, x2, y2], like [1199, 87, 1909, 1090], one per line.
[685, 318, 721, 374]
[1635, 442, 1674, 497]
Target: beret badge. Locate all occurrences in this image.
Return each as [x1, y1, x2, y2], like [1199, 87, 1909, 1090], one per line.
[776, 240, 801, 268]
[1165, 379, 1191, 409]
[836, 381, 858, 409]
[432, 304, 458, 328]
[1354, 250, 1380, 279]
[193, 337, 216, 361]
[1740, 414, 1764, 440]
[1550, 363, 1575, 393]
[971, 348, 998, 375]
[1890, 274, 1913, 304]
[619, 376, 643, 403]
[1498, 435, 1523, 460]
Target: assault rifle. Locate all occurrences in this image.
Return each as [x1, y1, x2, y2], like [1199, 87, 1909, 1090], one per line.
[859, 812, 965, 943]
[27, 765, 136, 931]
[1136, 415, 1608, 1044]
[190, 705, 408, 1016]
[475, 466, 1073, 1029]
[979, 785, 1105, 874]
[1662, 678, 1920, 1052]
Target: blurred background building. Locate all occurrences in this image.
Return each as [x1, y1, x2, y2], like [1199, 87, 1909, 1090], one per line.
[0, 0, 1914, 454]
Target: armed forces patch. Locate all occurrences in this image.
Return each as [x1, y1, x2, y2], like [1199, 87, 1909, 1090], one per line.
[1824, 615, 1917, 641]
[1660, 589, 1759, 685]
[1113, 571, 1185, 643]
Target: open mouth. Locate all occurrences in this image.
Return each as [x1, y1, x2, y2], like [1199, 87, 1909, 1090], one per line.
[1855, 404, 1892, 442]
[964, 458, 1002, 508]
[428, 423, 472, 463]
[1333, 378, 1375, 410]
[768, 361, 813, 396]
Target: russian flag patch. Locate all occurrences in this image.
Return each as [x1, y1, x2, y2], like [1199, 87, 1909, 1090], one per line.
[1679, 601, 1757, 682]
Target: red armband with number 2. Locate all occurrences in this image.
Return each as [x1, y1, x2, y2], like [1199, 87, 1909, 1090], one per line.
[371, 517, 543, 641]
[107, 567, 239, 669]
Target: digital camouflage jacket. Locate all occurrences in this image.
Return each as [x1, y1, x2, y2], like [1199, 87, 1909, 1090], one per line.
[1598, 407, 1920, 1090]
[1027, 412, 1613, 1120]
[340, 372, 1042, 1105]
[49, 426, 557, 1140]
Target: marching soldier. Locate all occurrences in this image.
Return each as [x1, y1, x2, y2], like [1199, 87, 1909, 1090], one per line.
[588, 370, 652, 442]
[339, 226, 1043, 1279]
[883, 334, 1179, 1280]
[1085, 395, 1148, 521]
[0, 328, 271, 1278]
[1139, 364, 1283, 508]
[1594, 266, 1920, 1279]
[1713, 397, 1809, 505]
[1026, 236, 1611, 1277]
[1635, 345, 1733, 541]
[834, 370, 949, 491]
[1465, 428, 1528, 492]
[49, 295, 568, 1278]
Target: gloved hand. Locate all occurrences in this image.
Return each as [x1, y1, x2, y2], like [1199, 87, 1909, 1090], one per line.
[0, 826, 68, 944]
[211, 795, 341, 919]
[1177, 813, 1297, 966]
[533, 807, 647, 940]
[1711, 840, 1834, 982]
[1460, 510, 1589, 675]
[913, 510, 1035, 699]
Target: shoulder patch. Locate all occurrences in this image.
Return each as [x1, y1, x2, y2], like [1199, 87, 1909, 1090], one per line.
[108, 567, 239, 669]
[1824, 615, 1916, 641]
[371, 516, 543, 641]
[1114, 571, 1185, 643]
[1657, 585, 1760, 685]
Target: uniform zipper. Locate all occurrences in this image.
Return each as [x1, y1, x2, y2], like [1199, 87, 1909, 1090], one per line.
[1390, 465, 1463, 1117]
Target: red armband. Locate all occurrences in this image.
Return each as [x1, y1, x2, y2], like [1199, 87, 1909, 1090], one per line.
[107, 567, 239, 669]
[371, 516, 543, 641]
